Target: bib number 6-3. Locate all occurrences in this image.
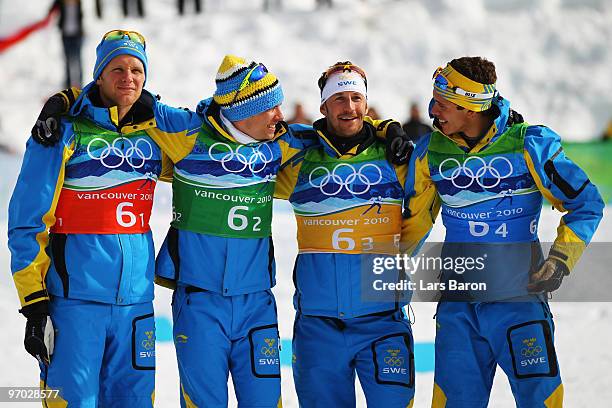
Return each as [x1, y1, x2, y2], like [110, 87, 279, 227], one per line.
[331, 228, 384, 251]
[332, 228, 355, 251]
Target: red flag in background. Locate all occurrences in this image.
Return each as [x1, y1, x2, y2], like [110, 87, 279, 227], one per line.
[0, 5, 59, 53]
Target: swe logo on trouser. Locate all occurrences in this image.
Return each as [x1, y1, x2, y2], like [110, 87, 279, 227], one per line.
[250, 324, 281, 378]
[133, 314, 156, 370]
[507, 320, 558, 378]
[373, 333, 414, 387]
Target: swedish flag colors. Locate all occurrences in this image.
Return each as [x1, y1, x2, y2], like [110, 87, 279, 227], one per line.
[433, 64, 497, 112]
[213, 55, 283, 121]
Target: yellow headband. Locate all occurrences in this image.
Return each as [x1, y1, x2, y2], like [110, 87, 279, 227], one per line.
[433, 64, 497, 112]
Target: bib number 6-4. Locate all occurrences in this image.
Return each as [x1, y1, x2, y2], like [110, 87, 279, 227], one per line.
[468, 221, 508, 238]
[468, 219, 538, 239]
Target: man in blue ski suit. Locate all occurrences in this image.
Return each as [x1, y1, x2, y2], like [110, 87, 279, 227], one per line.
[154, 54, 301, 408]
[274, 62, 430, 408]
[403, 57, 604, 407]
[8, 30, 201, 407]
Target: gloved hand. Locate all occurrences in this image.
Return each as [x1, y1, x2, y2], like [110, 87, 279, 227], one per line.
[527, 258, 569, 293]
[20, 301, 54, 365]
[507, 109, 524, 126]
[31, 92, 68, 146]
[385, 122, 414, 165]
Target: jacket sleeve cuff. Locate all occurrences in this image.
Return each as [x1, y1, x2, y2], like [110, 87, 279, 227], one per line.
[19, 299, 50, 319]
[548, 241, 585, 275]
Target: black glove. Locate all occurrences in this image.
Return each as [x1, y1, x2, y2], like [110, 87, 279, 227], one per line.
[385, 123, 414, 165]
[20, 301, 54, 365]
[31, 93, 68, 146]
[507, 109, 524, 126]
[527, 258, 569, 293]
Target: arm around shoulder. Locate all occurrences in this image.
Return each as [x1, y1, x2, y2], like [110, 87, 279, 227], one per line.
[400, 136, 440, 255]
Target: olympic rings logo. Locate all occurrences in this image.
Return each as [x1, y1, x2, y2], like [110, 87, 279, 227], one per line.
[141, 339, 155, 350]
[141, 331, 155, 350]
[521, 346, 543, 357]
[87, 137, 153, 169]
[260, 346, 278, 357]
[438, 156, 513, 189]
[309, 163, 383, 196]
[384, 356, 404, 367]
[209, 142, 274, 174]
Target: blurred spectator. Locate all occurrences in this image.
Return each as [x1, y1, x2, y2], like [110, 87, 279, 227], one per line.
[0, 117, 13, 154]
[263, 0, 282, 12]
[0, 143, 15, 154]
[122, 0, 145, 17]
[95, 0, 103, 18]
[316, 0, 333, 8]
[287, 103, 312, 125]
[601, 119, 612, 141]
[367, 106, 380, 120]
[178, 0, 203, 14]
[402, 102, 432, 142]
[51, 0, 83, 88]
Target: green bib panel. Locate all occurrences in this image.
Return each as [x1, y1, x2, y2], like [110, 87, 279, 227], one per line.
[171, 125, 280, 238]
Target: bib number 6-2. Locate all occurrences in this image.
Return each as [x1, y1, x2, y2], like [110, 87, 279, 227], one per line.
[228, 206, 261, 232]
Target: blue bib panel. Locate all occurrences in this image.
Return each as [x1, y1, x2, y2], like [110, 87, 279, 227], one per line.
[427, 124, 546, 301]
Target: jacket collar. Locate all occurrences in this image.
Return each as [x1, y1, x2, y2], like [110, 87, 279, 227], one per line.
[313, 118, 376, 158]
[69, 81, 156, 133]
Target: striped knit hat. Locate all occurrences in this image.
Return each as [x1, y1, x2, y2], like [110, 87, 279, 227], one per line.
[213, 55, 283, 121]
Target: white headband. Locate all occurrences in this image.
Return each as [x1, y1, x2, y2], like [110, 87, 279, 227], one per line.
[320, 71, 367, 105]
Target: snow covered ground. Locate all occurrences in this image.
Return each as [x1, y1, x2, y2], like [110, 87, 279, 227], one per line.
[1, 0, 611, 406]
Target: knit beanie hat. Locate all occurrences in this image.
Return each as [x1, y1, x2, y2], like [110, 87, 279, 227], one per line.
[93, 31, 148, 81]
[213, 55, 283, 121]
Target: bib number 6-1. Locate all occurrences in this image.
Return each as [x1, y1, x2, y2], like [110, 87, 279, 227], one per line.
[228, 206, 261, 232]
[116, 202, 145, 228]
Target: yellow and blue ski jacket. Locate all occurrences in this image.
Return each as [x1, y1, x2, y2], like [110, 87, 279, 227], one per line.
[154, 98, 319, 295]
[8, 82, 200, 313]
[405, 96, 604, 300]
[275, 120, 434, 318]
